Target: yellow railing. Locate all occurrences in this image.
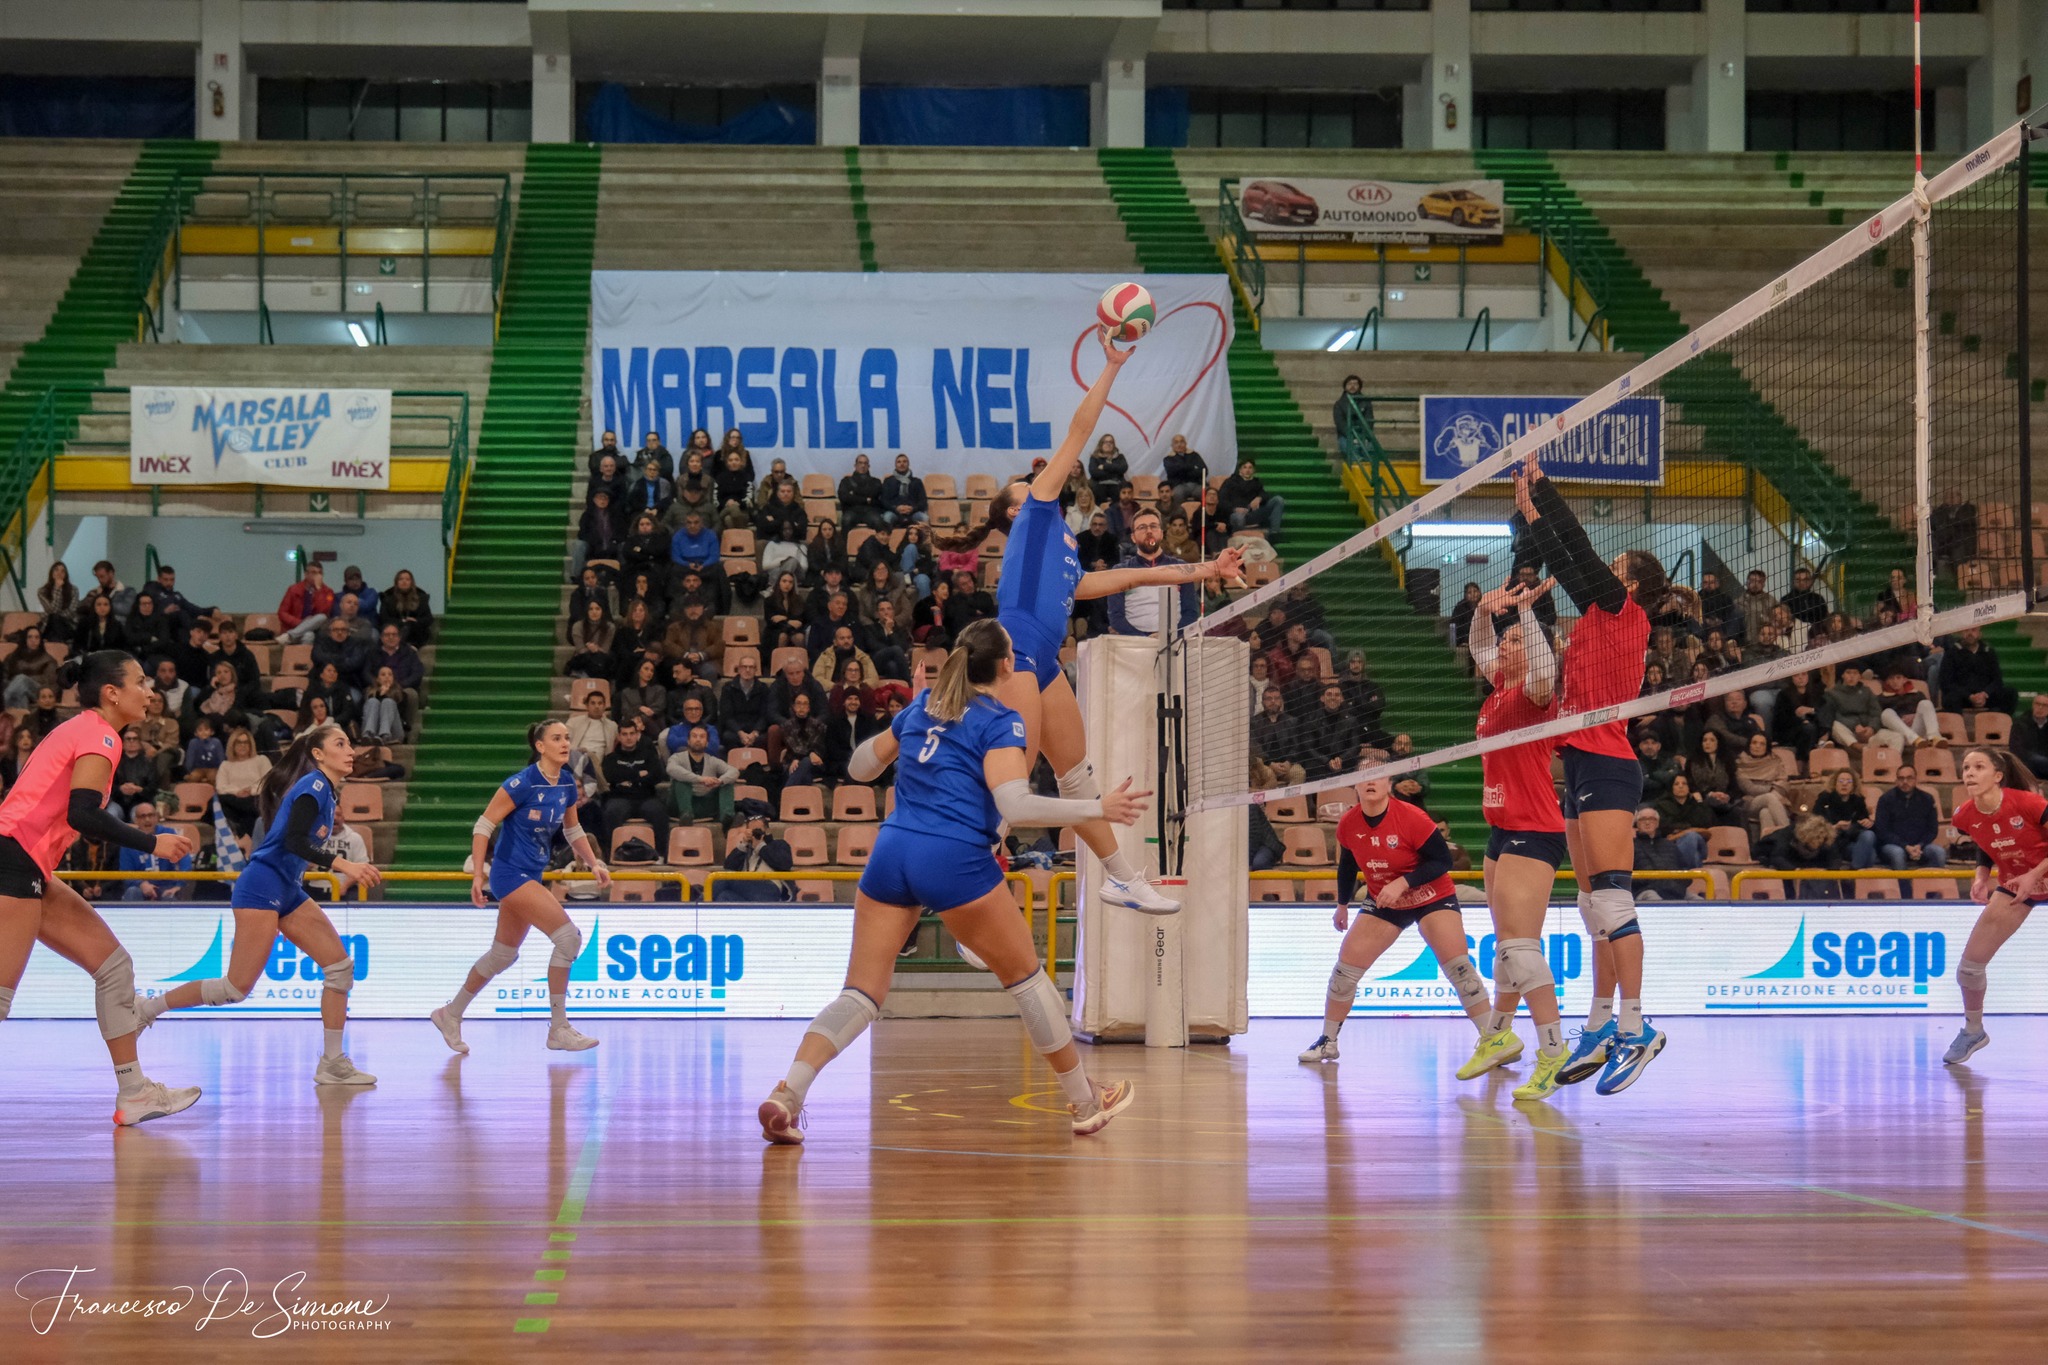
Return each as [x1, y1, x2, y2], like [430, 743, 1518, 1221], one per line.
[1729, 868, 1973, 899]
[61, 869, 343, 897]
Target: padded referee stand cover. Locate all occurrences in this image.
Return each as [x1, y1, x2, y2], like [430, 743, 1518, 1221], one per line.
[1072, 633, 1249, 1041]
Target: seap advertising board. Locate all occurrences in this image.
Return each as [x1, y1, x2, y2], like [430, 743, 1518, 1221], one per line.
[590, 271, 1237, 484]
[130, 386, 392, 489]
[1420, 394, 1663, 486]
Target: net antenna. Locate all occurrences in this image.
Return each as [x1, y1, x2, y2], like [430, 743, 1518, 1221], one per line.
[1184, 116, 2037, 817]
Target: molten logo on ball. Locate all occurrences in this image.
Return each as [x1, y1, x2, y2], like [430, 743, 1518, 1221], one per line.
[1097, 282, 1156, 342]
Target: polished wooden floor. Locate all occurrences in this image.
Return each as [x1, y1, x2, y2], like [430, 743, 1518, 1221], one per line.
[3, 1015, 2046, 1362]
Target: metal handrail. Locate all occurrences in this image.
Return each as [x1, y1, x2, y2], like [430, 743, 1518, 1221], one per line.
[1575, 306, 1609, 352]
[1216, 177, 1267, 326]
[1351, 307, 1381, 352]
[1463, 306, 1492, 353]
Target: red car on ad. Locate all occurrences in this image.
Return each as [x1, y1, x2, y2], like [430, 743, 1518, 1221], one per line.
[1240, 180, 1319, 226]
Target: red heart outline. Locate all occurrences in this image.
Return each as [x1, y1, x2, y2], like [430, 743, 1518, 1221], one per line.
[1069, 299, 1231, 447]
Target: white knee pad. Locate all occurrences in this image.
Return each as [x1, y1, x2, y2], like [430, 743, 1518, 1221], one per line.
[1004, 969, 1074, 1057]
[805, 987, 880, 1054]
[1056, 762, 1100, 801]
[0, 983, 15, 1021]
[1496, 938, 1554, 996]
[93, 947, 142, 1041]
[1328, 961, 1365, 1002]
[471, 940, 520, 982]
[322, 959, 355, 996]
[199, 977, 249, 1006]
[1575, 891, 1606, 943]
[1441, 954, 1490, 1010]
[1957, 958, 1989, 993]
[548, 922, 584, 970]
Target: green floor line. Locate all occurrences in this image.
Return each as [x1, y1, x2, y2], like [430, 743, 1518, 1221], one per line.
[512, 1083, 611, 1334]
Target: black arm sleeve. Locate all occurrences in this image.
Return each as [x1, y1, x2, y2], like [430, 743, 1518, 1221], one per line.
[67, 789, 157, 854]
[1336, 847, 1358, 905]
[1408, 830, 1455, 890]
[282, 792, 338, 870]
[1527, 476, 1628, 616]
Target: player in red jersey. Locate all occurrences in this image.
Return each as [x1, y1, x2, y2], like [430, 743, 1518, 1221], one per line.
[1941, 747, 2048, 1065]
[0, 650, 202, 1125]
[1514, 451, 1697, 1095]
[1297, 765, 1491, 1064]
[1454, 577, 1574, 1099]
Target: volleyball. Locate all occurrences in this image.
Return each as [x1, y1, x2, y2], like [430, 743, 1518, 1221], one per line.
[1096, 281, 1155, 341]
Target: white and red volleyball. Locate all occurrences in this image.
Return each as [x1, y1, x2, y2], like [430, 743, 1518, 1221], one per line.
[1096, 282, 1156, 342]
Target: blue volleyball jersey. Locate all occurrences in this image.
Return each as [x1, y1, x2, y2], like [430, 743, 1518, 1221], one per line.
[247, 769, 336, 885]
[495, 763, 576, 880]
[995, 492, 1085, 636]
[886, 694, 1027, 848]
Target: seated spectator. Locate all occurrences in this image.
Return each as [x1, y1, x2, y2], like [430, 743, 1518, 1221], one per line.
[1105, 482, 1145, 550]
[301, 667, 360, 736]
[36, 561, 79, 644]
[756, 481, 808, 581]
[335, 565, 378, 622]
[575, 488, 627, 581]
[637, 430, 674, 480]
[777, 691, 827, 788]
[622, 512, 670, 588]
[1734, 731, 1792, 839]
[1388, 733, 1430, 809]
[762, 570, 808, 651]
[22, 687, 62, 742]
[1632, 806, 1700, 901]
[1300, 683, 1360, 779]
[877, 453, 927, 527]
[360, 666, 413, 744]
[838, 453, 884, 530]
[170, 620, 218, 692]
[109, 726, 159, 820]
[1162, 433, 1207, 509]
[768, 655, 829, 733]
[616, 658, 667, 732]
[665, 696, 722, 761]
[378, 568, 433, 647]
[1449, 581, 1483, 652]
[1772, 670, 1828, 763]
[601, 718, 668, 853]
[855, 559, 914, 629]
[897, 523, 935, 601]
[1738, 570, 1777, 643]
[587, 452, 627, 508]
[1762, 812, 1844, 897]
[1876, 668, 1943, 747]
[812, 625, 877, 688]
[1873, 764, 1949, 886]
[1219, 458, 1284, 537]
[820, 686, 882, 785]
[1636, 731, 1679, 799]
[1332, 374, 1373, 451]
[718, 653, 771, 753]
[662, 600, 724, 681]
[664, 659, 718, 728]
[1074, 510, 1119, 575]
[2011, 692, 2048, 779]
[2, 626, 60, 709]
[714, 447, 756, 529]
[826, 656, 877, 716]
[1781, 566, 1830, 627]
[1876, 567, 1918, 624]
[312, 616, 369, 692]
[1251, 685, 1305, 787]
[1765, 604, 1805, 656]
[151, 656, 192, 720]
[74, 593, 123, 654]
[669, 509, 732, 614]
[868, 599, 912, 681]
[212, 620, 261, 696]
[1937, 626, 2015, 714]
[1812, 768, 1878, 869]
[755, 456, 791, 510]
[565, 600, 616, 678]
[140, 694, 189, 782]
[610, 599, 660, 685]
[672, 451, 715, 527]
[1188, 487, 1230, 557]
[589, 429, 623, 478]
[81, 558, 138, 625]
[0, 728, 33, 789]
[624, 456, 674, 525]
[804, 517, 848, 585]
[713, 798, 793, 901]
[566, 688, 618, 769]
[909, 578, 952, 648]
[1653, 773, 1713, 854]
[122, 593, 176, 660]
[195, 661, 252, 737]
[215, 727, 271, 836]
[136, 564, 209, 637]
[941, 572, 996, 640]
[1162, 511, 1200, 563]
[1684, 729, 1738, 822]
[667, 723, 737, 826]
[1823, 665, 1896, 752]
[1704, 690, 1763, 755]
[1106, 508, 1199, 639]
[118, 804, 193, 901]
[1336, 655, 1390, 747]
[1087, 434, 1128, 507]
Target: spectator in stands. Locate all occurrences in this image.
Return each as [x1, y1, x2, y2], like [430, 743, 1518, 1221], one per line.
[866, 599, 912, 681]
[714, 429, 751, 476]
[821, 684, 883, 785]
[108, 727, 158, 820]
[1219, 458, 1284, 537]
[1332, 374, 1372, 448]
[837, 454, 884, 531]
[568, 566, 616, 627]
[1686, 728, 1738, 822]
[83, 560, 137, 624]
[664, 660, 717, 726]
[1813, 768, 1878, 869]
[206, 620, 256, 695]
[1162, 511, 1200, 564]
[1449, 581, 1482, 652]
[1247, 774, 1286, 872]
[1936, 626, 2015, 714]
[278, 563, 336, 644]
[565, 600, 616, 679]
[826, 657, 876, 718]
[1301, 683, 1360, 778]
[303, 664, 360, 735]
[1106, 509, 1198, 638]
[118, 805, 192, 901]
[1251, 686, 1304, 787]
[1336, 655, 1389, 747]
[1873, 763, 1948, 882]
[568, 688, 618, 769]
[601, 717, 668, 852]
[803, 517, 848, 586]
[805, 590, 859, 658]
[588, 452, 627, 509]
[332, 592, 378, 648]
[1636, 731, 1679, 799]
[854, 559, 911, 628]
[1104, 482, 1147, 551]
[2, 626, 59, 709]
[1086, 434, 1129, 508]
[171, 621, 221, 693]
[1771, 670, 1828, 764]
[215, 727, 271, 836]
[757, 571, 806, 652]
[941, 571, 996, 641]
[312, 616, 369, 691]
[622, 511, 670, 590]
[718, 653, 770, 753]
[1632, 807, 1700, 901]
[568, 486, 624, 588]
[363, 622, 422, 696]
[143, 564, 211, 634]
[192, 658, 251, 738]
[714, 799, 792, 902]
[811, 625, 876, 688]
[1738, 570, 1777, 643]
[638, 430, 674, 481]
[1075, 510, 1119, 576]
[1823, 665, 1893, 751]
[756, 481, 809, 582]
[1653, 773, 1713, 855]
[0, 728, 33, 788]
[1761, 606, 1803, 657]
[1735, 731, 1793, 839]
[897, 523, 935, 601]
[588, 429, 622, 479]
[1386, 733, 1431, 809]
[1703, 691, 1764, 756]
[776, 690, 826, 788]
[151, 657, 192, 720]
[610, 599, 659, 685]
[878, 453, 928, 527]
[768, 654, 828, 734]
[1162, 434, 1207, 509]
[708, 448, 753, 530]
[1782, 566, 1829, 627]
[909, 578, 951, 648]
[669, 509, 731, 614]
[617, 657, 667, 732]
[122, 594, 176, 660]
[753, 457, 789, 510]
[75, 594, 122, 654]
[37, 562, 77, 643]
[1764, 812, 1844, 897]
[23, 686, 62, 743]
[1188, 487, 1229, 558]
[360, 667, 412, 744]
[625, 455, 675, 523]
[1876, 667, 1943, 747]
[1877, 567, 1918, 624]
[2010, 692, 2048, 778]
[141, 693, 185, 784]
[667, 723, 737, 827]
[673, 451, 716, 526]
[379, 569, 433, 647]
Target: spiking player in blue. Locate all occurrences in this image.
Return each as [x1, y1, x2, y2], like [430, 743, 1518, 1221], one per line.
[758, 619, 1152, 1146]
[932, 328, 1242, 917]
[140, 721, 386, 1086]
[433, 719, 613, 1056]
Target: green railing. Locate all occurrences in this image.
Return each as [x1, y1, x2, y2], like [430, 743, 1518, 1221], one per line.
[1526, 185, 1614, 350]
[1463, 306, 1492, 353]
[1216, 178, 1267, 324]
[1348, 307, 1382, 352]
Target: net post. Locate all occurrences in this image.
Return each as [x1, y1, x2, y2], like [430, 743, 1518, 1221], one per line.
[1912, 158, 1935, 645]
[2020, 122, 2035, 609]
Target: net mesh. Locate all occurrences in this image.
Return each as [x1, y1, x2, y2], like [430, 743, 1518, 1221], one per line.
[1184, 126, 2037, 817]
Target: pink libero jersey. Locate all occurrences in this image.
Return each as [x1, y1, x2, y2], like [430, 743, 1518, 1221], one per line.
[1478, 675, 1564, 833]
[0, 710, 120, 876]
[1951, 786, 2048, 885]
[1557, 597, 1647, 761]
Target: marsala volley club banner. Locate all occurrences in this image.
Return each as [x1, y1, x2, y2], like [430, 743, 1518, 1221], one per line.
[129, 386, 392, 489]
[591, 272, 1238, 483]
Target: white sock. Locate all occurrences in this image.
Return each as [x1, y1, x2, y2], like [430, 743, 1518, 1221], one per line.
[323, 1029, 344, 1060]
[449, 987, 477, 1019]
[1322, 1014, 1344, 1038]
[114, 1060, 144, 1095]
[1965, 1009, 1984, 1032]
[1619, 999, 1644, 1035]
[550, 993, 568, 1027]
[1101, 850, 1141, 883]
[1053, 1062, 1095, 1107]
[1538, 1021, 1565, 1054]
[783, 1060, 818, 1106]
[141, 993, 170, 1023]
[1485, 1009, 1511, 1036]
[1587, 997, 1615, 1030]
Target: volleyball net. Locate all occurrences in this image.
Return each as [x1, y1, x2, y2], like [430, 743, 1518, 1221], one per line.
[1175, 117, 2042, 819]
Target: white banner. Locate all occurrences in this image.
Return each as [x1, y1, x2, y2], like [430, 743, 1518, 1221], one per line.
[1234, 177, 1506, 242]
[591, 271, 1237, 483]
[130, 387, 392, 488]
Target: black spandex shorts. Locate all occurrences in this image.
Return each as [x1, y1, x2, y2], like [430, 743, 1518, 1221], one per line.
[1559, 748, 1643, 819]
[0, 834, 47, 899]
[1486, 827, 1569, 869]
[1365, 895, 1461, 932]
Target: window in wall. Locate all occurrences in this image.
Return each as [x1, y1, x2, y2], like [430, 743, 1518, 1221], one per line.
[1746, 1, 1974, 13]
[1473, 1, 1700, 11]
[1184, 89, 1402, 149]
[259, 80, 532, 142]
[1162, 1, 1430, 11]
[1746, 90, 1932, 152]
[1477, 91, 1667, 151]
[572, 83, 817, 141]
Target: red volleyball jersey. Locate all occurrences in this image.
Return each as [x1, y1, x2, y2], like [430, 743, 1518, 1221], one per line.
[1336, 797, 1455, 910]
[0, 710, 119, 876]
[1951, 786, 2048, 883]
[1478, 676, 1564, 833]
[1558, 597, 1647, 760]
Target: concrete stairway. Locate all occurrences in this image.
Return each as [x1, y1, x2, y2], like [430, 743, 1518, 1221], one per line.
[0, 141, 140, 389]
[855, 148, 1136, 272]
[594, 146, 861, 271]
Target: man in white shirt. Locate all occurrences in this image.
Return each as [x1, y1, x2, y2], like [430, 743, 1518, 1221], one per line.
[566, 690, 618, 778]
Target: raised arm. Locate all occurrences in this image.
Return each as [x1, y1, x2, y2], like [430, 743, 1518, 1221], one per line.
[1031, 330, 1134, 503]
[1514, 453, 1626, 616]
[1074, 547, 1244, 601]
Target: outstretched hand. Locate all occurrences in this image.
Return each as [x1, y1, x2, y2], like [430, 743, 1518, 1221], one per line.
[1099, 777, 1153, 826]
[1099, 326, 1135, 367]
[1504, 575, 1555, 611]
[1206, 546, 1247, 585]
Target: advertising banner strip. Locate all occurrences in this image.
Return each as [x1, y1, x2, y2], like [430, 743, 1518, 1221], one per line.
[590, 271, 1237, 484]
[1419, 394, 1664, 487]
[1233, 177, 1507, 242]
[129, 387, 393, 489]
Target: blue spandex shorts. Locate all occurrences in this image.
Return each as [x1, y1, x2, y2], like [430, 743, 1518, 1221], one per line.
[1485, 827, 1569, 868]
[231, 861, 307, 915]
[998, 612, 1065, 690]
[858, 825, 1007, 913]
[1559, 748, 1643, 819]
[488, 865, 547, 903]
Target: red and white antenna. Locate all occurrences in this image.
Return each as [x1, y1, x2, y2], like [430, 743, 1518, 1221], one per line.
[1913, 0, 1924, 181]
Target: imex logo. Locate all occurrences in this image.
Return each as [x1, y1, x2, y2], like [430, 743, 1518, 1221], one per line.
[135, 455, 194, 476]
[1353, 932, 1581, 1013]
[148, 919, 370, 1006]
[505, 917, 746, 1013]
[1704, 916, 1942, 1009]
[329, 460, 386, 481]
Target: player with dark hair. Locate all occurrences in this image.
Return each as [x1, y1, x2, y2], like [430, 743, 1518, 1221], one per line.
[1942, 747, 2048, 1065]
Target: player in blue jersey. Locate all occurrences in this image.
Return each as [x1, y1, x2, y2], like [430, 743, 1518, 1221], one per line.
[935, 328, 1242, 915]
[433, 719, 613, 1055]
[758, 618, 1151, 1145]
[138, 721, 386, 1085]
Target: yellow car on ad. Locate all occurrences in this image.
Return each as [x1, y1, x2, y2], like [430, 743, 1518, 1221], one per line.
[1417, 187, 1501, 229]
